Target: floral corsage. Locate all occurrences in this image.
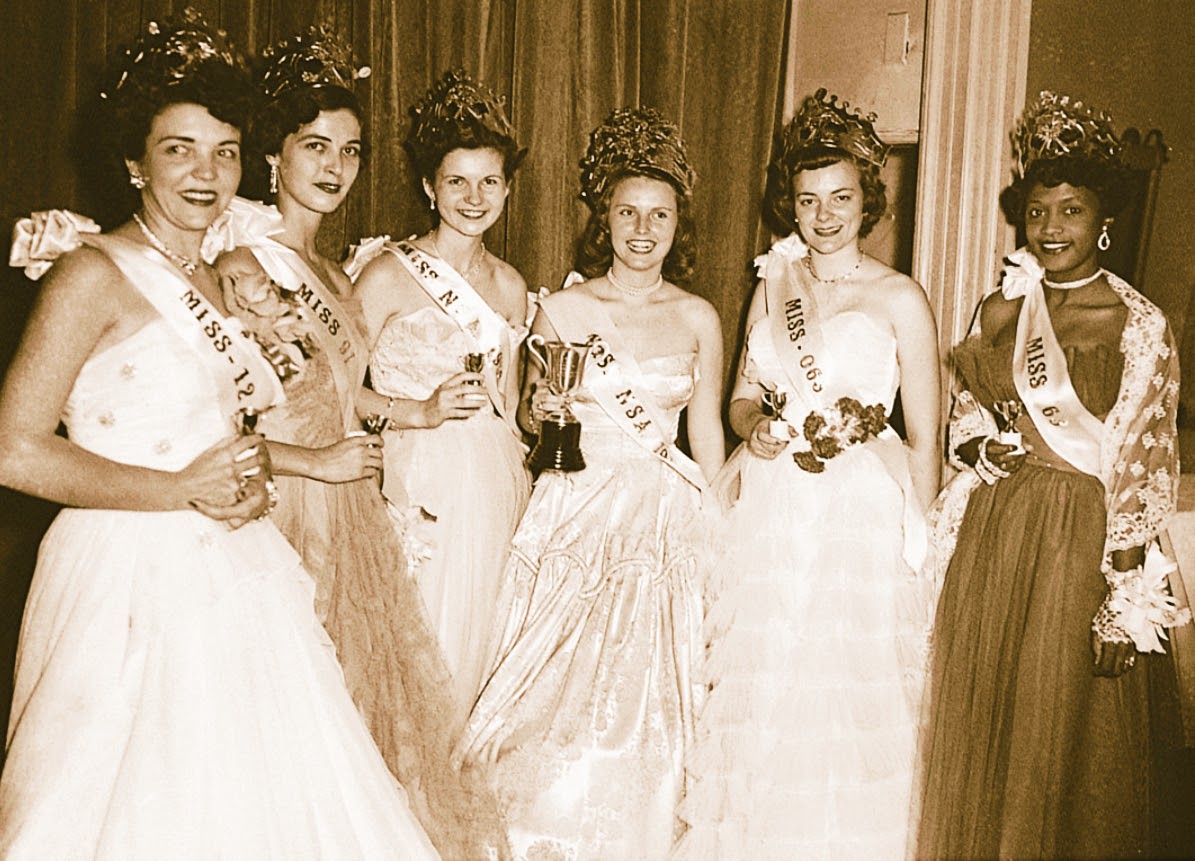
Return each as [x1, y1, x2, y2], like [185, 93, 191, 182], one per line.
[219, 266, 317, 383]
[1092, 547, 1191, 653]
[792, 397, 888, 473]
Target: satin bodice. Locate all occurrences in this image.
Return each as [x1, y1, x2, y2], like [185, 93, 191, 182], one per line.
[61, 320, 231, 471]
[570, 352, 697, 460]
[745, 310, 900, 419]
[369, 306, 526, 402]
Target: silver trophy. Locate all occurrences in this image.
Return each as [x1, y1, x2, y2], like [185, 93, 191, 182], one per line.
[525, 334, 595, 473]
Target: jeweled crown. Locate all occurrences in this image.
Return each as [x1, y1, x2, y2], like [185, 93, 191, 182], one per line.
[259, 26, 370, 100]
[1012, 90, 1121, 177]
[101, 7, 243, 99]
[578, 107, 695, 209]
[780, 88, 889, 168]
[406, 70, 519, 165]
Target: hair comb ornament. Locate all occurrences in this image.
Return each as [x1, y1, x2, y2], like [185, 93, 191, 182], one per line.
[578, 107, 695, 209]
[259, 25, 370, 100]
[406, 69, 520, 164]
[1011, 91, 1121, 178]
[100, 7, 243, 99]
[777, 88, 889, 169]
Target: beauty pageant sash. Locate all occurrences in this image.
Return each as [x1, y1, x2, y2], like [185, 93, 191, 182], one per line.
[249, 242, 366, 433]
[91, 234, 284, 422]
[1001, 248, 1105, 479]
[757, 235, 926, 569]
[762, 234, 832, 413]
[544, 289, 707, 491]
[386, 239, 514, 420]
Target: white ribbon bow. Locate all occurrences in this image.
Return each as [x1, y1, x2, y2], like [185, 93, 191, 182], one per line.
[9, 210, 101, 280]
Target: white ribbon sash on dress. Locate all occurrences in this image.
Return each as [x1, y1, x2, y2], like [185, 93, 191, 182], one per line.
[763, 236, 831, 413]
[90, 234, 284, 422]
[755, 234, 927, 570]
[543, 293, 707, 491]
[249, 243, 366, 433]
[385, 239, 514, 420]
[1001, 248, 1105, 480]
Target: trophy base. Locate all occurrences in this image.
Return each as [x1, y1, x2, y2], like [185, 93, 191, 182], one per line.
[528, 417, 586, 474]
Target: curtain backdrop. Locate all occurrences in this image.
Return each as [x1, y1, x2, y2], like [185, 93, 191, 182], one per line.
[0, 0, 789, 770]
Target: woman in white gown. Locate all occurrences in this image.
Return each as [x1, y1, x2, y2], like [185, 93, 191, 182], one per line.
[674, 90, 941, 861]
[459, 107, 725, 860]
[0, 15, 437, 859]
[351, 70, 532, 718]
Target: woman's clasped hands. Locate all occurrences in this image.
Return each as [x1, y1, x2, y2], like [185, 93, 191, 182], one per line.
[181, 433, 274, 528]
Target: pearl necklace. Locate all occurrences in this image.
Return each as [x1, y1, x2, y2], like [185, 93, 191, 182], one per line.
[1044, 268, 1106, 290]
[133, 213, 199, 276]
[430, 234, 486, 283]
[804, 251, 862, 285]
[607, 267, 663, 297]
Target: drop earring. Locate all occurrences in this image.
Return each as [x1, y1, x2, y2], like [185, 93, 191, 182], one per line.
[269, 162, 279, 195]
[1097, 222, 1111, 251]
[429, 195, 436, 212]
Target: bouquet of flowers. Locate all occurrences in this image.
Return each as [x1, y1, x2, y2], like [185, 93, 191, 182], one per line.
[792, 396, 888, 473]
[219, 266, 317, 382]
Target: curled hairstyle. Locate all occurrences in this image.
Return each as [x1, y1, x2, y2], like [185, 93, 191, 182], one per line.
[999, 155, 1132, 226]
[574, 170, 698, 286]
[86, 17, 254, 224]
[404, 70, 526, 189]
[763, 143, 887, 239]
[243, 85, 368, 201]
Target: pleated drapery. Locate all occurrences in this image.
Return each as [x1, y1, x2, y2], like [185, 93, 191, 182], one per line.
[0, 0, 790, 761]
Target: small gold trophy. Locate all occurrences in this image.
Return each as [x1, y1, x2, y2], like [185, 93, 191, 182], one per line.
[525, 334, 595, 473]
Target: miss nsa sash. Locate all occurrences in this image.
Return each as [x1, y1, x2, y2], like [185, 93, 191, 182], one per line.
[386, 239, 515, 421]
[542, 286, 707, 491]
[1000, 248, 1105, 480]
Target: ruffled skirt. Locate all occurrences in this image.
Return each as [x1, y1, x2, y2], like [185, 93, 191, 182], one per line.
[676, 440, 932, 861]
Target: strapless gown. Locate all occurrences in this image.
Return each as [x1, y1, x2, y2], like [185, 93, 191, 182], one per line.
[0, 320, 438, 860]
[370, 305, 531, 717]
[916, 340, 1152, 859]
[676, 313, 932, 861]
[461, 352, 708, 861]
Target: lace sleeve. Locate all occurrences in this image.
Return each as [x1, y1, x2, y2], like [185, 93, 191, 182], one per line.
[1094, 278, 1189, 651]
[1102, 297, 1180, 563]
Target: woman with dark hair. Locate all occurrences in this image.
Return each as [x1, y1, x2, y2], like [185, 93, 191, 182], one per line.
[459, 107, 724, 859]
[348, 70, 532, 719]
[916, 92, 1186, 859]
[675, 90, 940, 859]
[0, 13, 436, 857]
[212, 30, 504, 858]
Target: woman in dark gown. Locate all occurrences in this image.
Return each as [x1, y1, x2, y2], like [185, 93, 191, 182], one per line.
[917, 91, 1188, 860]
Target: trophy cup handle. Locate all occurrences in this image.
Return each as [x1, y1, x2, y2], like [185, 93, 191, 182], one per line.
[526, 334, 549, 375]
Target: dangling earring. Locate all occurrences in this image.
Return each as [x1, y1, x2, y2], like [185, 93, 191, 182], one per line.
[269, 162, 279, 195]
[429, 195, 436, 212]
[1097, 222, 1111, 251]
[129, 170, 146, 189]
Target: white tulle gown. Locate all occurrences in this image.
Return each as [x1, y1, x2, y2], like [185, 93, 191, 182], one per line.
[0, 316, 439, 860]
[675, 312, 932, 861]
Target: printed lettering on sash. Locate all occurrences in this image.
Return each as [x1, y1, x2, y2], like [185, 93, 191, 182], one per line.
[387, 239, 514, 419]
